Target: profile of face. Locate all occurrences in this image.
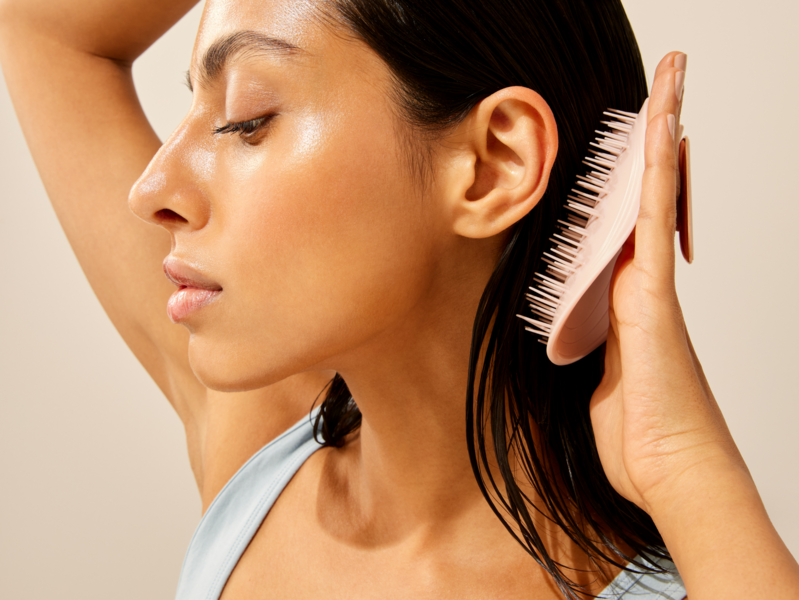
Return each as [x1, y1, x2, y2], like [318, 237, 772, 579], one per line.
[129, 0, 556, 392]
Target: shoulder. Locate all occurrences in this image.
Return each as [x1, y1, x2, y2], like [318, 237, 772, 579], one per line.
[175, 407, 325, 600]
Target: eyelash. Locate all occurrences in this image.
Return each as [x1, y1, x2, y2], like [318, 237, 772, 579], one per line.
[213, 114, 276, 140]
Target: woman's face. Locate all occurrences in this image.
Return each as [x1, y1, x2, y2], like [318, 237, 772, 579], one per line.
[129, 0, 457, 391]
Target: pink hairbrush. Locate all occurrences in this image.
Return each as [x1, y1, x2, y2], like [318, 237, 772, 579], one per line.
[519, 99, 693, 365]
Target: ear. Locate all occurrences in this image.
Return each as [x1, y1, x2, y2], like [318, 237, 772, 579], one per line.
[440, 87, 558, 239]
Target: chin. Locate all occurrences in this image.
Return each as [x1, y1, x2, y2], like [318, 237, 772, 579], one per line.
[191, 368, 265, 394]
[186, 334, 321, 393]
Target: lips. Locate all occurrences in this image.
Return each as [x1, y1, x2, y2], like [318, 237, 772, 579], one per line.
[163, 258, 223, 323]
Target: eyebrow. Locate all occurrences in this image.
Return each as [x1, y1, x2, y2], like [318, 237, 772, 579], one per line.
[185, 30, 304, 92]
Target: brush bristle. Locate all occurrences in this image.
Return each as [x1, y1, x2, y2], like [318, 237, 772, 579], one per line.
[517, 109, 636, 343]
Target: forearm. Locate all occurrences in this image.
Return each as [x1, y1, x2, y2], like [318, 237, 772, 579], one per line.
[650, 460, 799, 599]
[0, 0, 208, 425]
[0, 0, 199, 63]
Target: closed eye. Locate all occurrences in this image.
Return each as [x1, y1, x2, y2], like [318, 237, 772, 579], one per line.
[213, 114, 276, 139]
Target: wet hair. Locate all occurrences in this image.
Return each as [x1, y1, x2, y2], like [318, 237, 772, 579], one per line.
[311, 1, 669, 597]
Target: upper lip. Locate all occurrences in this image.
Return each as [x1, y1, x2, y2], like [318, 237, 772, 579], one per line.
[163, 258, 223, 291]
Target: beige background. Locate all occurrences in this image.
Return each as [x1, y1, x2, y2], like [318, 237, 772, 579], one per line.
[1, 1, 797, 598]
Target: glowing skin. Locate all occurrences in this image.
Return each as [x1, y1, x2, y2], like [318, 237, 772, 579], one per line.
[5, 0, 799, 595]
[130, 1, 467, 394]
[128, 2, 576, 596]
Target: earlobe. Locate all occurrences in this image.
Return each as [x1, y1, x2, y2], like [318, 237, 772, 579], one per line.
[446, 86, 558, 239]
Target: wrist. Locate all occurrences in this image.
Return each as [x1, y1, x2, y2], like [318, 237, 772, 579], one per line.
[642, 456, 799, 598]
[645, 455, 757, 521]
[643, 454, 771, 567]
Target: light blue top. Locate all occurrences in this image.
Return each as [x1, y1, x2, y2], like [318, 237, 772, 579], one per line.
[175, 411, 686, 600]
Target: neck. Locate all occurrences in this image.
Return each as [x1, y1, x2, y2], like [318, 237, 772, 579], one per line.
[313, 236, 535, 555]
[328, 288, 484, 545]
[308, 237, 622, 591]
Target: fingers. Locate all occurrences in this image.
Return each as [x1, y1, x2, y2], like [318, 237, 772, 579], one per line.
[651, 51, 687, 96]
[648, 52, 686, 157]
[634, 52, 687, 285]
[647, 54, 685, 127]
[635, 113, 678, 283]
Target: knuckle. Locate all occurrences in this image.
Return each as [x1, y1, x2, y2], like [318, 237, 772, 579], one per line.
[645, 129, 678, 170]
[637, 202, 677, 231]
[653, 67, 680, 91]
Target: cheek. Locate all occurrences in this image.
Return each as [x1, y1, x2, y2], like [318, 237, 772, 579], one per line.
[211, 110, 442, 370]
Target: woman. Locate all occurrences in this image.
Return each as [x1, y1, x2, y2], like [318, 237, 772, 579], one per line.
[1, 0, 797, 598]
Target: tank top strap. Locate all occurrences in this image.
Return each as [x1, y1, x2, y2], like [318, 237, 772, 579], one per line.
[599, 554, 686, 599]
[175, 409, 323, 600]
[174, 409, 685, 600]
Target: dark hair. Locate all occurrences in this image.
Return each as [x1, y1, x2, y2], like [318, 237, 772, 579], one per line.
[311, 1, 668, 597]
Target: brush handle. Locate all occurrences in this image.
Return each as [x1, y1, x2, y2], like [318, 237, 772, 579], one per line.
[677, 136, 694, 264]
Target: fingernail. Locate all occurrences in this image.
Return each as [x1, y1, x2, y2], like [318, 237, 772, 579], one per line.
[674, 52, 688, 72]
[674, 70, 685, 102]
[667, 114, 676, 140]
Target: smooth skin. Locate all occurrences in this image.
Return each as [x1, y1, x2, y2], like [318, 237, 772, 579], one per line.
[1, 1, 798, 599]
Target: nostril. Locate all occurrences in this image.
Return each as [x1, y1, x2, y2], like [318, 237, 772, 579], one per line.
[155, 209, 189, 224]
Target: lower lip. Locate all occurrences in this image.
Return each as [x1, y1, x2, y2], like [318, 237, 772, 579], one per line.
[167, 287, 222, 323]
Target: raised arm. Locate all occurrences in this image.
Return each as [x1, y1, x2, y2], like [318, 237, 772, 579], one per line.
[590, 52, 799, 598]
[0, 0, 330, 508]
[0, 0, 202, 414]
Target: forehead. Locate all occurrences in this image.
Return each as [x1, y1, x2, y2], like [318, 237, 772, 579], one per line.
[190, 0, 390, 94]
[194, 0, 325, 69]
[198, 0, 319, 41]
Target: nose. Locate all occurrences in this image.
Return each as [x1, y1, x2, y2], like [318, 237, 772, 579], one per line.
[129, 119, 213, 233]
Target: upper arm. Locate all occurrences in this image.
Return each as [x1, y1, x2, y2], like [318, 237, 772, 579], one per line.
[0, 3, 334, 503]
[0, 14, 206, 419]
